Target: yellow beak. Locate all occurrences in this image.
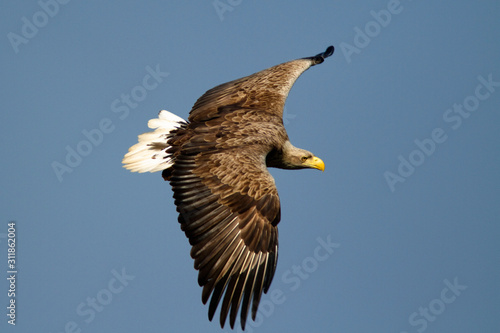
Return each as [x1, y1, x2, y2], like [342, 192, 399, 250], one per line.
[305, 156, 325, 171]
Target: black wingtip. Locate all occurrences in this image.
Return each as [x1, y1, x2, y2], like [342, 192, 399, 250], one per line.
[306, 45, 335, 65]
[323, 45, 334, 58]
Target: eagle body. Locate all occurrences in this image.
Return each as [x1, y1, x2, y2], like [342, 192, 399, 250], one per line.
[123, 46, 334, 330]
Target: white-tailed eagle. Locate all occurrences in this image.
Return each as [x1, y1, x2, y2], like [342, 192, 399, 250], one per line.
[123, 46, 334, 330]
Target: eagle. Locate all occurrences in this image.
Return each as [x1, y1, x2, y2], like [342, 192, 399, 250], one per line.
[122, 46, 334, 330]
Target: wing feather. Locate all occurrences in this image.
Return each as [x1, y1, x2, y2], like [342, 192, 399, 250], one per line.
[220, 251, 252, 327]
[207, 240, 245, 319]
[170, 132, 280, 329]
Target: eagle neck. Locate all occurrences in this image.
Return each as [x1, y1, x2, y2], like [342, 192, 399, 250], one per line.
[266, 140, 300, 170]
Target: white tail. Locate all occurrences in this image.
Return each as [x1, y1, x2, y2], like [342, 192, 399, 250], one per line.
[122, 110, 187, 173]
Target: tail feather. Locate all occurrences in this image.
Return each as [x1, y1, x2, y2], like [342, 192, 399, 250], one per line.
[122, 110, 187, 173]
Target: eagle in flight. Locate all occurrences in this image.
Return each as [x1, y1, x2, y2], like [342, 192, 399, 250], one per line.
[123, 46, 334, 330]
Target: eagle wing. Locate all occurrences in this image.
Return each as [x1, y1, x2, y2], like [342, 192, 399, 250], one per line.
[169, 106, 284, 330]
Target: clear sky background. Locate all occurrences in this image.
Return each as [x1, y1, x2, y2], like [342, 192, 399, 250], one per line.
[1, 1, 499, 332]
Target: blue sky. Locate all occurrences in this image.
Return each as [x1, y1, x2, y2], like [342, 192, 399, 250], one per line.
[1, 1, 499, 332]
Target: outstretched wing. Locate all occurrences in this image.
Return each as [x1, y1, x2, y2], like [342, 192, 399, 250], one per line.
[169, 107, 283, 330]
[188, 46, 335, 123]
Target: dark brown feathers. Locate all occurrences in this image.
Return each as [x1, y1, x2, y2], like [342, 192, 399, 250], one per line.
[169, 127, 281, 329]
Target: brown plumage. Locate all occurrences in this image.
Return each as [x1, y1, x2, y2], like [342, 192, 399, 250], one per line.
[122, 46, 334, 330]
